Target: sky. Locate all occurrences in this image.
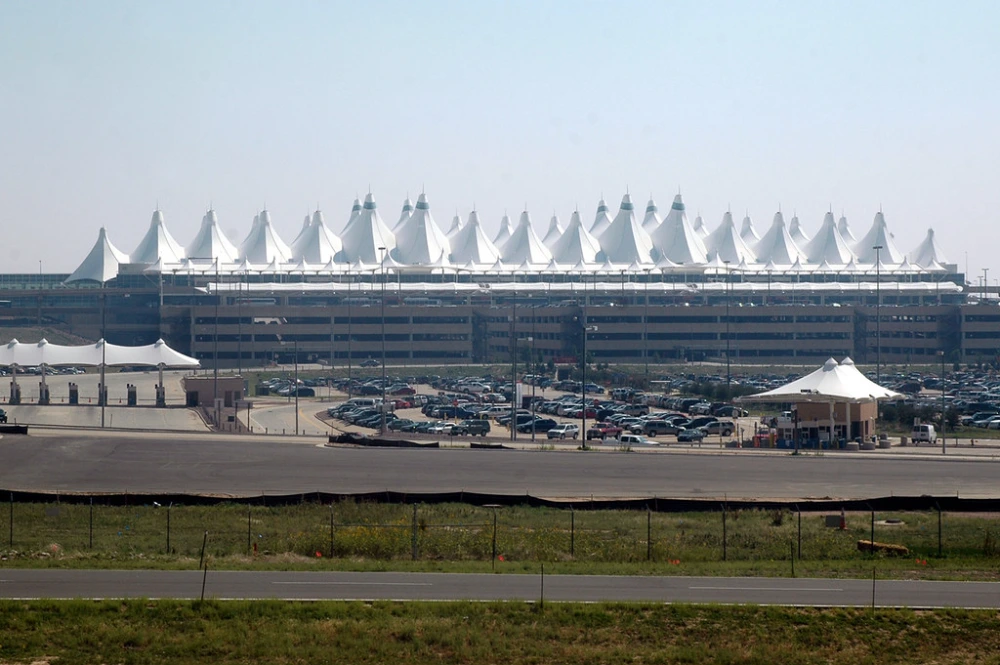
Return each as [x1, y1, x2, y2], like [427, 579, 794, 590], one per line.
[2, 0, 998, 281]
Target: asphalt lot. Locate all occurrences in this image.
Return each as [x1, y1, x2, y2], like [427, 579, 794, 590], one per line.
[1, 429, 998, 499]
[1, 569, 999, 608]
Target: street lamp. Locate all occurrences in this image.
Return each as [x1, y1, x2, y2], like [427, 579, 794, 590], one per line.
[939, 349, 946, 455]
[379, 246, 387, 434]
[293, 339, 299, 435]
[873, 245, 883, 386]
[723, 260, 731, 389]
[643, 267, 650, 386]
[526, 335, 536, 441]
[509, 284, 518, 442]
[581, 324, 598, 444]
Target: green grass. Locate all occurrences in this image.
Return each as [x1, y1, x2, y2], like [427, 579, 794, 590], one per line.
[1, 600, 999, 664]
[4, 502, 1000, 579]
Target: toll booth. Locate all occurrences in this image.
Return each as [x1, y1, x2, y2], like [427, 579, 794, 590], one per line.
[38, 382, 50, 405]
[155, 384, 166, 408]
[97, 382, 108, 406]
[9, 381, 21, 405]
[126, 384, 137, 406]
[68, 382, 79, 405]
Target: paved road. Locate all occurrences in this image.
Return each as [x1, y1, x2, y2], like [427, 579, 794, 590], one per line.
[1, 431, 998, 499]
[0, 570, 998, 608]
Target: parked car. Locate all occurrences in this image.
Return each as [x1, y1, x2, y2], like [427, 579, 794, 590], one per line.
[636, 420, 674, 436]
[676, 427, 706, 442]
[587, 424, 623, 440]
[617, 433, 654, 446]
[359, 359, 381, 367]
[702, 420, 735, 436]
[387, 418, 414, 432]
[0, 408, 6, 423]
[547, 424, 580, 439]
[517, 417, 557, 433]
[453, 419, 491, 436]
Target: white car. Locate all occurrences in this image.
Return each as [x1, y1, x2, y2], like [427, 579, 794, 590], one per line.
[547, 424, 580, 439]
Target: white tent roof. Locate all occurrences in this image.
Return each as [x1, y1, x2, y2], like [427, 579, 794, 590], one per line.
[541, 214, 564, 248]
[805, 212, 856, 265]
[908, 228, 950, 268]
[238, 213, 260, 258]
[340, 193, 396, 264]
[187, 209, 239, 263]
[392, 192, 449, 265]
[837, 214, 858, 244]
[66, 227, 130, 283]
[649, 194, 706, 265]
[740, 357, 902, 404]
[448, 209, 500, 265]
[501, 210, 553, 264]
[692, 215, 709, 239]
[290, 214, 311, 248]
[550, 210, 601, 264]
[393, 198, 414, 231]
[0, 338, 199, 368]
[239, 209, 292, 264]
[130, 209, 186, 265]
[600, 193, 654, 264]
[341, 198, 363, 235]
[445, 213, 464, 239]
[705, 211, 756, 264]
[589, 199, 613, 237]
[493, 214, 513, 248]
[854, 211, 904, 264]
[740, 214, 761, 243]
[754, 212, 807, 265]
[641, 198, 661, 231]
[291, 209, 343, 264]
[788, 215, 811, 246]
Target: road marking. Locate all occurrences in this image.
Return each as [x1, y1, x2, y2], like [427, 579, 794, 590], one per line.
[689, 586, 843, 592]
[272, 581, 432, 587]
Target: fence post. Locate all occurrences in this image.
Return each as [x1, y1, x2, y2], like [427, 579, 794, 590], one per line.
[411, 504, 418, 561]
[329, 504, 335, 559]
[199, 530, 208, 569]
[570, 506, 575, 558]
[247, 505, 252, 556]
[937, 503, 942, 558]
[647, 507, 652, 561]
[722, 503, 727, 562]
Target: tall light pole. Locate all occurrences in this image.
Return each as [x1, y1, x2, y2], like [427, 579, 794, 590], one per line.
[379, 247, 387, 435]
[527, 336, 536, 442]
[213, 258, 220, 427]
[723, 260, 731, 389]
[873, 245, 883, 387]
[510, 282, 518, 442]
[983, 268, 990, 303]
[643, 267, 650, 386]
[939, 349, 946, 455]
[347, 263, 352, 397]
[293, 339, 299, 435]
[582, 324, 598, 444]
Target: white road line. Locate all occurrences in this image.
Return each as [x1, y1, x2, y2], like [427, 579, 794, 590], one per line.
[689, 586, 843, 592]
[272, 581, 432, 587]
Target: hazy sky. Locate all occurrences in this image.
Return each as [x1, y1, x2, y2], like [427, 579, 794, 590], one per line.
[2, 1, 998, 280]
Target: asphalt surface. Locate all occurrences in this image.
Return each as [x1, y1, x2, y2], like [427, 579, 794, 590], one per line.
[0, 569, 998, 608]
[1, 430, 999, 499]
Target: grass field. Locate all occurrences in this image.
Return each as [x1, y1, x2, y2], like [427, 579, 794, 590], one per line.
[0, 599, 998, 664]
[4, 501, 1000, 579]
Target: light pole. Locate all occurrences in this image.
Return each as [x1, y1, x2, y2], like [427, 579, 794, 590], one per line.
[213, 259, 220, 426]
[100, 284, 106, 428]
[983, 268, 990, 303]
[723, 260, 731, 389]
[643, 267, 650, 386]
[379, 246, 387, 434]
[347, 263, 352, 397]
[293, 339, 299, 435]
[873, 245, 883, 387]
[527, 336, 536, 441]
[510, 283, 518, 442]
[939, 349, 946, 455]
[581, 324, 598, 444]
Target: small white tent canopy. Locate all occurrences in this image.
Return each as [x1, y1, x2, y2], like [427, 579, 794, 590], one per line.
[589, 198, 613, 237]
[0, 338, 199, 368]
[739, 357, 901, 404]
[187, 209, 239, 263]
[66, 227, 130, 283]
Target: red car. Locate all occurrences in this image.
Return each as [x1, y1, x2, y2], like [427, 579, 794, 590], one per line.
[389, 385, 416, 395]
[586, 423, 622, 440]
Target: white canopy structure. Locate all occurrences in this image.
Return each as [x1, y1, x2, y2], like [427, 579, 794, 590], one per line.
[740, 357, 901, 404]
[445, 213, 464, 239]
[187, 209, 239, 263]
[641, 198, 661, 231]
[754, 212, 807, 265]
[740, 213, 761, 243]
[541, 214, 564, 248]
[0, 338, 199, 368]
[650, 194, 706, 264]
[493, 213, 513, 248]
[837, 215, 858, 244]
[393, 198, 414, 231]
[908, 228, 950, 268]
[448, 209, 500, 265]
[66, 227, 130, 283]
[130, 210, 186, 265]
[340, 193, 396, 264]
[291, 209, 343, 264]
[589, 199, 613, 237]
[501, 210, 552, 265]
[600, 193, 654, 264]
[550, 210, 601, 264]
[788, 215, 810, 246]
[692, 215, 709, 239]
[705, 211, 756, 265]
[854, 211, 905, 264]
[240, 209, 292, 264]
[804, 212, 856, 265]
[392, 192, 449, 265]
[341, 198, 363, 235]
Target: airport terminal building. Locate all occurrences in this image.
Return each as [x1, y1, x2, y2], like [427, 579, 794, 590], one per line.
[2, 193, 996, 369]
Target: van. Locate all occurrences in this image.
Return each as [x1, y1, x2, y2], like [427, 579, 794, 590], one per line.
[911, 423, 937, 444]
[346, 397, 379, 409]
